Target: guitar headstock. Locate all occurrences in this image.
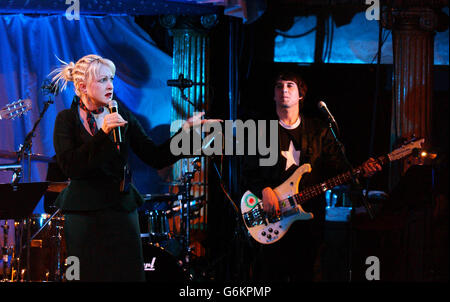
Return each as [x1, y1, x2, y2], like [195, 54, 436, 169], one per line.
[388, 138, 425, 162]
[0, 99, 32, 120]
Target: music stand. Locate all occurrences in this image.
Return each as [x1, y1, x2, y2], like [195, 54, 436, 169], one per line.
[0, 182, 48, 219]
[0, 182, 49, 282]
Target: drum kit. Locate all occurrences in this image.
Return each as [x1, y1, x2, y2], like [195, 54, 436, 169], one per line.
[139, 158, 206, 282]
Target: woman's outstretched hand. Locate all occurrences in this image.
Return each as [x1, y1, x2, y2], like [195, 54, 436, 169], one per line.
[182, 112, 223, 132]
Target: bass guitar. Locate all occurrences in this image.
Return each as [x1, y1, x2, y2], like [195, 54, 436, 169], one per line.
[241, 138, 425, 244]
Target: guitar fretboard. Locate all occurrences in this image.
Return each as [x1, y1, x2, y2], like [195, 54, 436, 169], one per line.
[289, 154, 389, 205]
[293, 168, 360, 204]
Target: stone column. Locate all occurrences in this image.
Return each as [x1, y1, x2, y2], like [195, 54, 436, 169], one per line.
[382, 6, 438, 187]
[160, 14, 217, 257]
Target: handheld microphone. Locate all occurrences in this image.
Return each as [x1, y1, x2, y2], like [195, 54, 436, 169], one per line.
[108, 100, 122, 145]
[318, 101, 337, 126]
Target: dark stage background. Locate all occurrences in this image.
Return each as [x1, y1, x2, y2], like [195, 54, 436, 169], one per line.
[0, 0, 448, 283]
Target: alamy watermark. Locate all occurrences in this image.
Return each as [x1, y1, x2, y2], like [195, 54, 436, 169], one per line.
[170, 117, 279, 166]
[65, 0, 80, 21]
[365, 256, 380, 280]
[365, 0, 380, 21]
[65, 256, 80, 281]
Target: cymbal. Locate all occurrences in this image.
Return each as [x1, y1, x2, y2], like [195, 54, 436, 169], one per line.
[142, 193, 178, 203]
[47, 181, 69, 193]
[161, 181, 204, 186]
[28, 153, 55, 163]
[0, 150, 54, 163]
[0, 150, 15, 159]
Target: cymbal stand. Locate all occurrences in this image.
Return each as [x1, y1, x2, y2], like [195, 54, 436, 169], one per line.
[53, 214, 63, 282]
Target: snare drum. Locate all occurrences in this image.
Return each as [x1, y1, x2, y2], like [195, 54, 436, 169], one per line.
[142, 243, 187, 282]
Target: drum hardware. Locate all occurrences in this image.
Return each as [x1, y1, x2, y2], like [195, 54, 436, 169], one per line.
[140, 159, 205, 281]
[0, 182, 56, 282]
[1, 220, 13, 281]
[21, 209, 64, 282]
[142, 193, 178, 203]
[142, 243, 187, 282]
[177, 157, 203, 275]
[170, 198, 204, 215]
[162, 181, 204, 187]
[53, 215, 64, 282]
[147, 209, 170, 243]
[16, 211, 65, 282]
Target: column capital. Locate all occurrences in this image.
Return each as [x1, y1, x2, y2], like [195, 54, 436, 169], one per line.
[159, 14, 219, 35]
[382, 7, 440, 32]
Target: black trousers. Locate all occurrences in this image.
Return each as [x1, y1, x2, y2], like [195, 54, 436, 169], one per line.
[63, 207, 145, 282]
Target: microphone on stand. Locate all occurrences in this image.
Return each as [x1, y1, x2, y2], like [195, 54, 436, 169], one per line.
[168, 73, 206, 115]
[108, 100, 122, 149]
[41, 80, 59, 96]
[317, 101, 337, 126]
[167, 73, 203, 89]
[318, 100, 341, 136]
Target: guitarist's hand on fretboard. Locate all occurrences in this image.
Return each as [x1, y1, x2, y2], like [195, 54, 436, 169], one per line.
[262, 187, 280, 216]
[361, 157, 383, 178]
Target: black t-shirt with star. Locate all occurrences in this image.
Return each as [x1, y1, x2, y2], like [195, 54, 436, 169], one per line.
[279, 122, 302, 182]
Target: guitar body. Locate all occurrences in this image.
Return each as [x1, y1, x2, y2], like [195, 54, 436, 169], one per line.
[241, 164, 314, 244]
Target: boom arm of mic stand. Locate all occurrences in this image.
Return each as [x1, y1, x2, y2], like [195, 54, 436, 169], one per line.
[16, 98, 54, 183]
[328, 122, 375, 220]
[178, 87, 210, 119]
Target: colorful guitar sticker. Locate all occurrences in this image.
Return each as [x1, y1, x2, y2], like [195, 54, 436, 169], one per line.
[245, 193, 258, 209]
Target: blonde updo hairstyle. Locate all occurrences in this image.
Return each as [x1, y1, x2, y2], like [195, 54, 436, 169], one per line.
[51, 54, 116, 96]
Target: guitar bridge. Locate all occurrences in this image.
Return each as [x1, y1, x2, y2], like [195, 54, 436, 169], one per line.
[243, 203, 267, 227]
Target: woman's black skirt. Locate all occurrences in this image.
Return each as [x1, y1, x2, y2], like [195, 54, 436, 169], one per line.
[63, 207, 145, 282]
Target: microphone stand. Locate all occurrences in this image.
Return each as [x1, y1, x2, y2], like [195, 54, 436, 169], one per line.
[326, 121, 374, 282]
[327, 123, 375, 218]
[14, 87, 55, 282]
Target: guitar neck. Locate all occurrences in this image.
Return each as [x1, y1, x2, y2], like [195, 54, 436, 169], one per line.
[294, 155, 389, 204]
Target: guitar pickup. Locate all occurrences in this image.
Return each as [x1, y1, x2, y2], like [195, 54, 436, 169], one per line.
[243, 203, 267, 227]
[287, 196, 296, 207]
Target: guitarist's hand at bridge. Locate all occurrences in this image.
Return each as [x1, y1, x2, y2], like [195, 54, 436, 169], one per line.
[262, 187, 280, 217]
[361, 157, 382, 178]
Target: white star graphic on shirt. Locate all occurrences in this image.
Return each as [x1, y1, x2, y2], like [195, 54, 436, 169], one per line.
[281, 140, 301, 171]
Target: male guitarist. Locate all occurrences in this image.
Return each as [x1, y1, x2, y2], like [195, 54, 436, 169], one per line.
[241, 70, 381, 282]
